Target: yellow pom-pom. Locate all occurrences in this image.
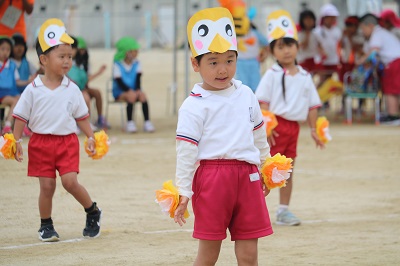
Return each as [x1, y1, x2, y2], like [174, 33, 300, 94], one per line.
[261, 110, 278, 137]
[260, 153, 293, 190]
[155, 180, 190, 219]
[84, 130, 110, 159]
[0, 133, 17, 159]
[316, 116, 332, 144]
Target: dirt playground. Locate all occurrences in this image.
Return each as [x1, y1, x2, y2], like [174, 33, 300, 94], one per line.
[0, 49, 399, 265]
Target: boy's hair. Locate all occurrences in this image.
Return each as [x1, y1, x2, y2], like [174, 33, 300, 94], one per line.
[70, 36, 78, 49]
[76, 49, 89, 73]
[270, 38, 299, 101]
[299, 10, 316, 30]
[359, 14, 379, 25]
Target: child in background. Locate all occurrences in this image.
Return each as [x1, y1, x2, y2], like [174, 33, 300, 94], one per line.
[12, 19, 102, 242]
[359, 13, 400, 125]
[297, 9, 319, 73]
[112, 36, 154, 133]
[0, 36, 20, 134]
[67, 36, 96, 132]
[75, 36, 110, 129]
[256, 10, 324, 226]
[314, 3, 342, 72]
[11, 34, 38, 93]
[174, 7, 272, 265]
[380, 9, 400, 40]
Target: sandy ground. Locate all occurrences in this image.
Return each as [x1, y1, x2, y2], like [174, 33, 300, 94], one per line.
[0, 49, 399, 266]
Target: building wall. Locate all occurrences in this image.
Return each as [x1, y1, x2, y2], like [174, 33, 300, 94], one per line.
[25, 0, 393, 48]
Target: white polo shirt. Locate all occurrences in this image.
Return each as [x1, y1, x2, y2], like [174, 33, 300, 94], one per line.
[313, 25, 342, 65]
[13, 75, 89, 135]
[297, 31, 319, 63]
[255, 63, 322, 121]
[176, 79, 265, 166]
[367, 26, 400, 65]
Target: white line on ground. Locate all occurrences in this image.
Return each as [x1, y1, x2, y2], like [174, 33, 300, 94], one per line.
[0, 237, 85, 250]
[143, 229, 193, 234]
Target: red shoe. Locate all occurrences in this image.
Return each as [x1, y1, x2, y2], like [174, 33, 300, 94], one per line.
[2, 125, 12, 134]
[22, 125, 32, 137]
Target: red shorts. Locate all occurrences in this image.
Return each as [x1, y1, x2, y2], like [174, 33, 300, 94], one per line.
[299, 58, 318, 73]
[28, 133, 80, 178]
[270, 116, 300, 159]
[382, 59, 400, 95]
[192, 159, 273, 241]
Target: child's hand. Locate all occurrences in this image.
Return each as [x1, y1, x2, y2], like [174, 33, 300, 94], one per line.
[311, 131, 325, 149]
[86, 137, 96, 155]
[99, 65, 106, 74]
[14, 143, 23, 162]
[174, 196, 189, 226]
[267, 130, 279, 147]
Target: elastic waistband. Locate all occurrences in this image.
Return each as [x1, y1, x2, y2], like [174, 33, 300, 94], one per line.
[200, 159, 252, 166]
[32, 133, 76, 138]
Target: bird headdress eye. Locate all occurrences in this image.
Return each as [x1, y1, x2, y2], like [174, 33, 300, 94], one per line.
[47, 32, 55, 39]
[198, 24, 209, 37]
[225, 24, 233, 36]
[282, 19, 289, 27]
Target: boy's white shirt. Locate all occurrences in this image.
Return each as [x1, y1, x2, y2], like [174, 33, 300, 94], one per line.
[313, 25, 342, 65]
[176, 79, 270, 198]
[255, 63, 321, 121]
[13, 75, 88, 135]
[365, 25, 400, 65]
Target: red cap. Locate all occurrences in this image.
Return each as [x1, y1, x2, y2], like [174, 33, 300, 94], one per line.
[380, 9, 400, 28]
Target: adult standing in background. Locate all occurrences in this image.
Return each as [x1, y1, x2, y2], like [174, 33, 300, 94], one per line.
[0, 0, 34, 40]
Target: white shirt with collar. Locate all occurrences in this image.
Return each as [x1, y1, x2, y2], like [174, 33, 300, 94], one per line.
[255, 63, 322, 121]
[13, 75, 89, 135]
[367, 25, 400, 65]
[175, 79, 270, 198]
[313, 25, 342, 65]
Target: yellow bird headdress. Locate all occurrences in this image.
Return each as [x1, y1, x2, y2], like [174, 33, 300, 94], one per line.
[266, 10, 298, 44]
[37, 18, 74, 55]
[187, 7, 237, 57]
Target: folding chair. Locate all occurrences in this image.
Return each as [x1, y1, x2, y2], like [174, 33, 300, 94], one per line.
[105, 78, 126, 128]
[343, 71, 381, 125]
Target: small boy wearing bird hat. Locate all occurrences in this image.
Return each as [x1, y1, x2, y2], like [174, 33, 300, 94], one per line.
[174, 7, 272, 265]
[12, 18, 102, 242]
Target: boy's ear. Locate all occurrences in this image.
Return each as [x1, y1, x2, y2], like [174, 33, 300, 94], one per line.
[191, 57, 200, 72]
[39, 54, 47, 66]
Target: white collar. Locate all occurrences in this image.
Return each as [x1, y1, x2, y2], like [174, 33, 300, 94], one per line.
[190, 78, 243, 98]
[271, 63, 308, 76]
[33, 75, 70, 87]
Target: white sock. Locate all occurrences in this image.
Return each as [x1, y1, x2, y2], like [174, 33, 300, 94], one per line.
[277, 204, 289, 215]
[5, 121, 12, 127]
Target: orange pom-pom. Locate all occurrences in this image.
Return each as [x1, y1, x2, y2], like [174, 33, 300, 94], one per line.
[84, 130, 110, 159]
[155, 180, 189, 219]
[260, 153, 293, 189]
[316, 116, 332, 144]
[261, 110, 278, 137]
[0, 133, 17, 159]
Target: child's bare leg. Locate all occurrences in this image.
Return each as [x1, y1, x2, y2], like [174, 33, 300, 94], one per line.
[279, 159, 295, 205]
[194, 240, 222, 266]
[87, 88, 103, 116]
[60, 172, 93, 209]
[385, 94, 400, 116]
[235, 239, 258, 266]
[38, 177, 56, 218]
[2, 96, 18, 123]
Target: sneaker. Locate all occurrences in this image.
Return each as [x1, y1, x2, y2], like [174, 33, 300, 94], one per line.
[22, 125, 32, 137]
[276, 210, 301, 226]
[38, 224, 60, 242]
[380, 115, 400, 126]
[96, 116, 111, 129]
[2, 125, 12, 134]
[143, 120, 155, 132]
[83, 207, 102, 238]
[126, 120, 137, 133]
